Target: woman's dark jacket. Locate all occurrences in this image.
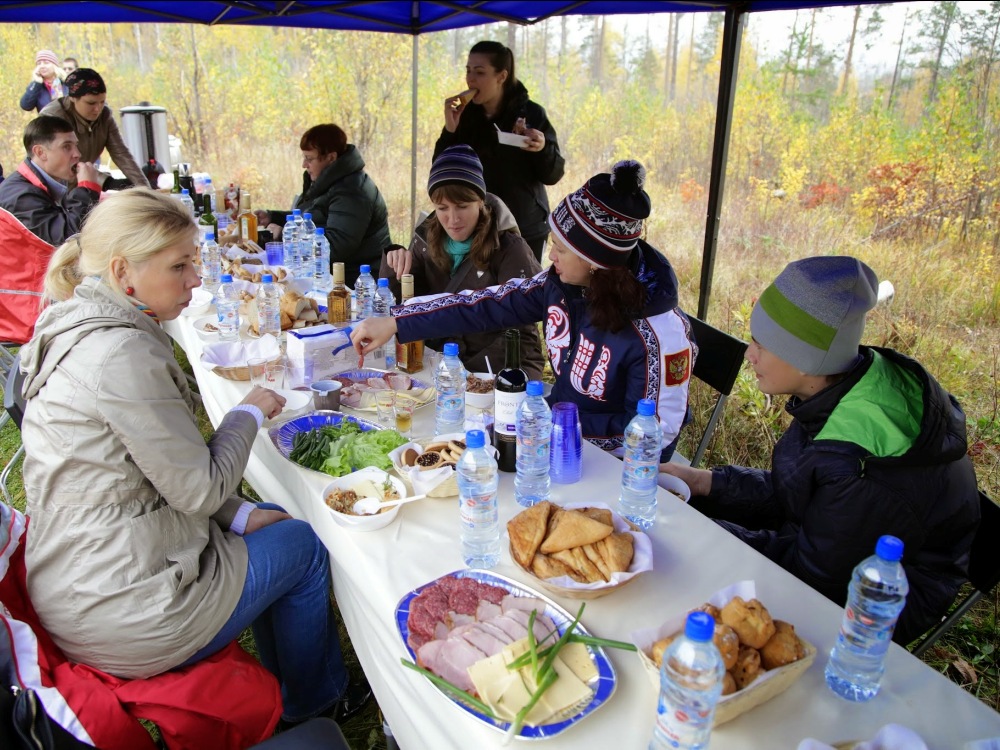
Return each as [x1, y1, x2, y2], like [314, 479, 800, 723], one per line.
[380, 194, 545, 380]
[268, 145, 391, 284]
[705, 347, 980, 645]
[434, 81, 564, 244]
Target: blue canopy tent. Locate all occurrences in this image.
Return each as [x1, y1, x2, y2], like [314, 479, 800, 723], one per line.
[0, 1, 890, 318]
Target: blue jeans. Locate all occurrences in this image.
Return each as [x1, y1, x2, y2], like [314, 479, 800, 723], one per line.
[181, 504, 349, 721]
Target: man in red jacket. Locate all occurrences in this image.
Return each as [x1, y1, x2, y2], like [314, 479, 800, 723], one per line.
[0, 115, 105, 246]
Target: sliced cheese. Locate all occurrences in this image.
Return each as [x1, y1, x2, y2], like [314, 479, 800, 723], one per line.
[559, 641, 599, 683]
[536, 656, 592, 720]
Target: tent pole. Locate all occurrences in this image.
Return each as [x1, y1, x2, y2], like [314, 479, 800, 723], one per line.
[698, 4, 748, 321]
[410, 33, 419, 232]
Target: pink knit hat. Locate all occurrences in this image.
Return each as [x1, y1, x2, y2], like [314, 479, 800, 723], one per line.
[36, 50, 59, 66]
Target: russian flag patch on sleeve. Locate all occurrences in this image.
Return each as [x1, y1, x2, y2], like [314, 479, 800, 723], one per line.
[663, 349, 690, 386]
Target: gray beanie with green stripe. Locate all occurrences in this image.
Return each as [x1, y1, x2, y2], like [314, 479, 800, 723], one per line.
[750, 256, 878, 375]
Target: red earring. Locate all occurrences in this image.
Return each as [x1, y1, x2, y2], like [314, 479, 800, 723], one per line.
[125, 286, 134, 296]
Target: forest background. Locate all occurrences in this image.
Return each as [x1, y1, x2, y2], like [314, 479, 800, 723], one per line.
[0, 0, 997, 718]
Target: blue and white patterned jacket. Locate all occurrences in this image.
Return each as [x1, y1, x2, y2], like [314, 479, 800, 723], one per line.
[393, 240, 694, 458]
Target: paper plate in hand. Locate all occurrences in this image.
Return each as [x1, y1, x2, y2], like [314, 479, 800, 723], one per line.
[333, 369, 435, 411]
[396, 569, 616, 740]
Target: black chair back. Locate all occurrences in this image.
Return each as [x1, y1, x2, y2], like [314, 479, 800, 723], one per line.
[3, 353, 24, 430]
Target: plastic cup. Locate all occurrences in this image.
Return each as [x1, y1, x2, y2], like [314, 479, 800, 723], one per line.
[247, 357, 270, 388]
[265, 242, 284, 266]
[264, 363, 287, 390]
[374, 390, 396, 428]
[310, 380, 342, 411]
[393, 398, 415, 438]
[550, 402, 582, 484]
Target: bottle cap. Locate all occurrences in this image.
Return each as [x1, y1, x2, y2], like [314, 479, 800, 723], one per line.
[205, 178, 212, 184]
[527, 380, 544, 396]
[220, 273, 233, 283]
[292, 209, 302, 216]
[205, 232, 215, 241]
[684, 611, 714, 642]
[465, 429, 486, 449]
[443, 342, 459, 356]
[304, 212, 312, 220]
[262, 274, 274, 283]
[181, 188, 189, 195]
[377, 278, 389, 288]
[360, 264, 371, 274]
[316, 227, 324, 236]
[286, 215, 294, 222]
[875, 535, 904, 562]
[637, 398, 655, 416]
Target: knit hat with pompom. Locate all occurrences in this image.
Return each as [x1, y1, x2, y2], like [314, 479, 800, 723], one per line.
[547, 159, 651, 269]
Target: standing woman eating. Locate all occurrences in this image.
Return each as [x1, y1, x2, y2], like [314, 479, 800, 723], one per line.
[18, 189, 370, 726]
[437, 41, 564, 262]
[379, 144, 545, 379]
[41, 68, 150, 189]
[354, 160, 694, 461]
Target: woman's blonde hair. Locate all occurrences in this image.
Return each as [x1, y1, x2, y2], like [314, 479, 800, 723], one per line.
[45, 188, 196, 303]
[425, 184, 494, 274]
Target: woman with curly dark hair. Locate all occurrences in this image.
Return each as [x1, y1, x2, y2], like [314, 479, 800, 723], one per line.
[354, 160, 694, 461]
[378, 144, 544, 378]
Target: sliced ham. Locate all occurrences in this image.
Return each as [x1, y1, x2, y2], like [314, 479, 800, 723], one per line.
[476, 600, 502, 622]
[491, 612, 529, 641]
[461, 623, 511, 657]
[366, 377, 390, 389]
[419, 638, 486, 692]
[386, 372, 412, 390]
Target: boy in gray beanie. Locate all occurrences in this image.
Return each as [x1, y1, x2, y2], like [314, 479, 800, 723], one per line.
[663, 256, 980, 645]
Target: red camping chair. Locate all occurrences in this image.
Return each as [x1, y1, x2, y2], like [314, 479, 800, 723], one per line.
[0, 207, 54, 345]
[1, 503, 282, 750]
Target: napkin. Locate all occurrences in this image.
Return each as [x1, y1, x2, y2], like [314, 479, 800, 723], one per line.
[797, 724, 928, 750]
[200, 334, 280, 371]
[388, 434, 465, 497]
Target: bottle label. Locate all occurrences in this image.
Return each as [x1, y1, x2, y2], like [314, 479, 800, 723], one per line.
[623, 455, 658, 485]
[460, 492, 498, 528]
[494, 391, 526, 436]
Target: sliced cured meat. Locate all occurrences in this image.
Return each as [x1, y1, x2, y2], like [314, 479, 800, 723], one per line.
[491, 612, 529, 641]
[461, 623, 511, 657]
[476, 600, 502, 622]
[477, 582, 508, 605]
[500, 595, 546, 613]
[446, 612, 476, 629]
[386, 372, 412, 390]
[419, 638, 485, 692]
[415, 639, 444, 669]
[366, 377, 390, 389]
[504, 608, 558, 645]
[449, 587, 481, 616]
[436, 576, 462, 595]
[338, 386, 364, 408]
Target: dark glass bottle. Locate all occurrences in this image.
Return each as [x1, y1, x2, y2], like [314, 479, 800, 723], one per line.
[494, 329, 528, 472]
[198, 194, 217, 236]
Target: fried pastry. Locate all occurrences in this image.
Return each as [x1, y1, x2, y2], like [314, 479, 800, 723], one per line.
[721, 671, 737, 696]
[507, 501, 553, 568]
[691, 602, 722, 622]
[539, 509, 613, 554]
[731, 645, 763, 689]
[720, 596, 776, 649]
[760, 620, 805, 670]
[714, 622, 740, 671]
[530, 553, 580, 582]
[577, 507, 614, 527]
[651, 634, 677, 668]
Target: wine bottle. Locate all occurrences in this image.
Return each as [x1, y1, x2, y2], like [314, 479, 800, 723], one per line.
[494, 329, 528, 472]
[198, 193, 217, 241]
[396, 274, 425, 373]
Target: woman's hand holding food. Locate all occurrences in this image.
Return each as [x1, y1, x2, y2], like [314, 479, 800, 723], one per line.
[240, 386, 286, 421]
[443, 95, 466, 133]
[659, 462, 713, 498]
[521, 127, 546, 153]
[384, 247, 413, 278]
[351, 317, 398, 357]
[244, 508, 292, 534]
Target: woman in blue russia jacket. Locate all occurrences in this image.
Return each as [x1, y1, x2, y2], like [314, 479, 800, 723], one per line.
[352, 161, 694, 461]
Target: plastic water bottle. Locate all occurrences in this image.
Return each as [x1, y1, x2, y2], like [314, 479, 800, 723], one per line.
[199, 232, 221, 293]
[312, 228, 331, 291]
[282, 215, 298, 276]
[178, 188, 195, 218]
[301, 212, 316, 247]
[514, 380, 551, 507]
[203, 177, 217, 214]
[434, 342, 467, 435]
[257, 273, 282, 340]
[457, 429, 500, 569]
[825, 535, 909, 702]
[216, 273, 240, 341]
[292, 209, 306, 276]
[355, 264, 376, 321]
[650, 612, 725, 750]
[619, 398, 663, 530]
[374, 278, 396, 370]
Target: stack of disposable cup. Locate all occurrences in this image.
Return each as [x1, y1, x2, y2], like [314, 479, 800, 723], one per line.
[550, 402, 582, 484]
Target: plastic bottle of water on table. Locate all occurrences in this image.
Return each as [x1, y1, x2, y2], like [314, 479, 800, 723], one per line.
[312, 228, 331, 291]
[825, 535, 909, 702]
[292, 209, 306, 276]
[216, 273, 241, 341]
[282, 216, 297, 276]
[434, 342, 467, 436]
[256, 273, 283, 340]
[650, 611, 725, 750]
[514, 380, 551, 507]
[457, 429, 500, 569]
[354, 264, 376, 321]
[619, 398, 663, 529]
[178, 188, 195, 218]
[199, 232, 221, 294]
[373, 278, 396, 370]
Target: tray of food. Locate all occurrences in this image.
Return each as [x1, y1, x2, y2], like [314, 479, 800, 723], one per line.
[507, 502, 653, 599]
[331, 369, 435, 410]
[396, 569, 618, 740]
[267, 411, 407, 478]
[630, 580, 815, 726]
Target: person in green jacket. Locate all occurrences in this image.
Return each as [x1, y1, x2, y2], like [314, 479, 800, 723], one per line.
[259, 123, 391, 284]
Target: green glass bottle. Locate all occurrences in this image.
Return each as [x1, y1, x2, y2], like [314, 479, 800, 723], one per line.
[199, 194, 217, 238]
[171, 167, 181, 194]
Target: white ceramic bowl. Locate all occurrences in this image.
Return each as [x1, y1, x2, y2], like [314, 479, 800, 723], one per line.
[193, 315, 222, 341]
[182, 287, 214, 316]
[322, 467, 406, 531]
[466, 372, 495, 410]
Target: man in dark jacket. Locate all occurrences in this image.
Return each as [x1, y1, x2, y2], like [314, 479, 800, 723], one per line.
[259, 123, 391, 284]
[662, 256, 980, 645]
[0, 115, 105, 246]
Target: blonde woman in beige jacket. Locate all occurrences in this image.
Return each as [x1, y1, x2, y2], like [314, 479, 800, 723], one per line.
[18, 189, 371, 725]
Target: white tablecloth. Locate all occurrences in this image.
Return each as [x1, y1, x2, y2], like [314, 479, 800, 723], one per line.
[164, 313, 1000, 750]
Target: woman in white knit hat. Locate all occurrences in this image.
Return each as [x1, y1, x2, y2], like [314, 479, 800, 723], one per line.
[20, 49, 66, 113]
[662, 256, 980, 645]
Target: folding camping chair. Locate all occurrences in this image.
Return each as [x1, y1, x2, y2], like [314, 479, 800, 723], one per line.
[2, 352, 25, 505]
[910, 491, 1000, 658]
[682, 316, 748, 468]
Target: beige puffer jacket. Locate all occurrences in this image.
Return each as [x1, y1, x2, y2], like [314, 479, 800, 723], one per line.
[19, 278, 250, 678]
